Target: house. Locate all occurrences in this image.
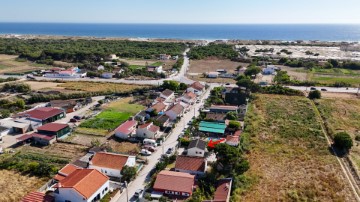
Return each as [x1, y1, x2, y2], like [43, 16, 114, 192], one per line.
[54, 169, 110, 202]
[31, 133, 56, 145]
[37, 123, 71, 139]
[97, 65, 105, 71]
[49, 100, 80, 113]
[262, 65, 278, 75]
[153, 170, 195, 198]
[136, 122, 160, 139]
[19, 107, 65, 124]
[147, 65, 163, 73]
[165, 103, 184, 121]
[44, 68, 86, 78]
[21, 192, 54, 202]
[217, 69, 227, 73]
[135, 111, 148, 122]
[187, 139, 207, 157]
[159, 54, 171, 60]
[109, 54, 118, 60]
[207, 72, 220, 78]
[54, 164, 82, 182]
[172, 55, 179, 60]
[88, 152, 136, 179]
[0, 126, 10, 140]
[187, 81, 205, 96]
[222, 87, 247, 106]
[147, 102, 167, 114]
[160, 89, 175, 102]
[209, 105, 238, 114]
[213, 178, 233, 202]
[114, 120, 138, 139]
[199, 121, 226, 135]
[180, 92, 197, 104]
[153, 115, 170, 130]
[175, 155, 207, 176]
[0, 118, 32, 134]
[226, 130, 241, 147]
[205, 113, 227, 122]
[101, 72, 114, 79]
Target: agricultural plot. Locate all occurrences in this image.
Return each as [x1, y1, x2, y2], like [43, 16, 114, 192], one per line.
[0, 54, 52, 74]
[0, 169, 48, 202]
[58, 81, 150, 93]
[189, 59, 246, 74]
[312, 76, 360, 86]
[236, 94, 356, 201]
[316, 98, 360, 171]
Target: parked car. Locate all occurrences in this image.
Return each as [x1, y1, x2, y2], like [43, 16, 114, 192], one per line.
[166, 147, 174, 155]
[310, 87, 316, 91]
[140, 149, 152, 156]
[321, 88, 327, 91]
[73, 115, 82, 120]
[225, 83, 230, 85]
[69, 118, 78, 123]
[134, 189, 144, 198]
[143, 145, 156, 152]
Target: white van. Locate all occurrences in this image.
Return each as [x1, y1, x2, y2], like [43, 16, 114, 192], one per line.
[143, 139, 158, 147]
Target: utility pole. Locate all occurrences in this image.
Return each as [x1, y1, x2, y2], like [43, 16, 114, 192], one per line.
[125, 181, 129, 202]
[357, 84, 360, 96]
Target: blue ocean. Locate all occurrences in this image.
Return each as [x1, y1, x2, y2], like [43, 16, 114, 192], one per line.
[0, 23, 360, 41]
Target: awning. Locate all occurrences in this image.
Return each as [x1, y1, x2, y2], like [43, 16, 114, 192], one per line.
[151, 191, 163, 199]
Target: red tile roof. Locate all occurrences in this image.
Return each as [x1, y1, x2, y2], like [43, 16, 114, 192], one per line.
[37, 123, 68, 132]
[153, 170, 195, 193]
[21, 107, 64, 120]
[151, 102, 166, 112]
[90, 152, 129, 170]
[53, 174, 66, 181]
[185, 92, 197, 99]
[161, 89, 174, 97]
[16, 134, 33, 142]
[149, 125, 160, 133]
[59, 164, 81, 176]
[31, 133, 56, 141]
[138, 122, 152, 129]
[115, 120, 137, 135]
[58, 169, 109, 199]
[175, 156, 206, 172]
[167, 103, 184, 115]
[213, 179, 232, 202]
[21, 192, 54, 202]
[190, 81, 205, 91]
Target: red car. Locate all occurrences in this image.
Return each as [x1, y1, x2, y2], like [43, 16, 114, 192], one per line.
[70, 118, 78, 123]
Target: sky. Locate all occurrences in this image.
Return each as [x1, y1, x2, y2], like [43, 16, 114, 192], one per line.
[0, 0, 359, 24]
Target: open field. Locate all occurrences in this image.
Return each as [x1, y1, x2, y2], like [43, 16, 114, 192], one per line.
[104, 97, 145, 114]
[121, 58, 176, 70]
[108, 140, 141, 155]
[236, 94, 356, 201]
[0, 54, 52, 74]
[189, 59, 246, 74]
[312, 76, 360, 86]
[186, 74, 236, 84]
[67, 133, 108, 147]
[0, 169, 48, 202]
[316, 97, 360, 170]
[23, 81, 64, 91]
[58, 81, 150, 93]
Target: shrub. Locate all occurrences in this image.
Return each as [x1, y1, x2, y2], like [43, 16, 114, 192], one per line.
[121, 165, 137, 182]
[334, 132, 353, 151]
[228, 121, 241, 130]
[308, 90, 321, 99]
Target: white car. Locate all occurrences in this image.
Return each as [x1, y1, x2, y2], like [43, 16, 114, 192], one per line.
[134, 189, 144, 198]
[140, 149, 152, 156]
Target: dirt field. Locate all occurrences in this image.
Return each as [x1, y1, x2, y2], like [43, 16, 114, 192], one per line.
[316, 97, 360, 171]
[0, 54, 51, 74]
[23, 81, 64, 91]
[189, 59, 247, 74]
[67, 133, 108, 147]
[108, 140, 140, 155]
[234, 94, 356, 201]
[0, 170, 48, 202]
[279, 65, 309, 81]
[59, 81, 150, 93]
[121, 59, 176, 70]
[186, 74, 236, 84]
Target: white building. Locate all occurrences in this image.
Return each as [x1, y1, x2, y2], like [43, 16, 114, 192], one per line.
[160, 89, 175, 102]
[97, 65, 105, 71]
[187, 81, 205, 96]
[147, 65, 163, 73]
[114, 120, 138, 139]
[262, 65, 278, 75]
[88, 152, 136, 178]
[54, 169, 109, 202]
[101, 72, 114, 79]
[159, 54, 171, 60]
[180, 92, 197, 104]
[136, 122, 160, 139]
[187, 139, 207, 157]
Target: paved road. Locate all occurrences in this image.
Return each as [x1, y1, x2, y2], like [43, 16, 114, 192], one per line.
[286, 86, 359, 94]
[113, 87, 212, 202]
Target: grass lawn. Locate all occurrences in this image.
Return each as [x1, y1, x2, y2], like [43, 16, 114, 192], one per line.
[104, 97, 145, 114]
[80, 110, 132, 131]
[234, 94, 356, 201]
[316, 97, 360, 171]
[151, 61, 164, 66]
[129, 65, 145, 70]
[312, 76, 360, 86]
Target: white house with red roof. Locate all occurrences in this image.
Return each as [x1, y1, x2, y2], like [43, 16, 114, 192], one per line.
[226, 130, 241, 147]
[114, 120, 138, 139]
[165, 103, 184, 121]
[153, 170, 195, 198]
[54, 169, 109, 202]
[45, 67, 86, 78]
[136, 122, 160, 139]
[160, 89, 175, 102]
[180, 92, 197, 104]
[19, 107, 65, 124]
[88, 152, 136, 178]
[187, 81, 205, 96]
[54, 164, 82, 182]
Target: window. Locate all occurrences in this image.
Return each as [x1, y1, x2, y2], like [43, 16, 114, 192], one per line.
[182, 193, 190, 196]
[199, 152, 202, 154]
[65, 200, 72, 202]
[175, 192, 180, 195]
[105, 187, 108, 191]
[105, 170, 107, 174]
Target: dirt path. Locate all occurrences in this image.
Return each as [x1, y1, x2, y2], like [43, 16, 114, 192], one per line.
[311, 100, 360, 201]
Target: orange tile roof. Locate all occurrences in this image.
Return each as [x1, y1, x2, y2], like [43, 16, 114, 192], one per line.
[185, 92, 197, 99]
[213, 179, 232, 202]
[153, 170, 195, 193]
[58, 164, 81, 176]
[175, 156, 206, 172]
[190, 81, 205, 91]
[58, 169, 109, 199]
[91, 152, 129, 170]
[54, 174, 66, 181]
[151, 102, 166, 112]
[21, 192, 54, 202]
